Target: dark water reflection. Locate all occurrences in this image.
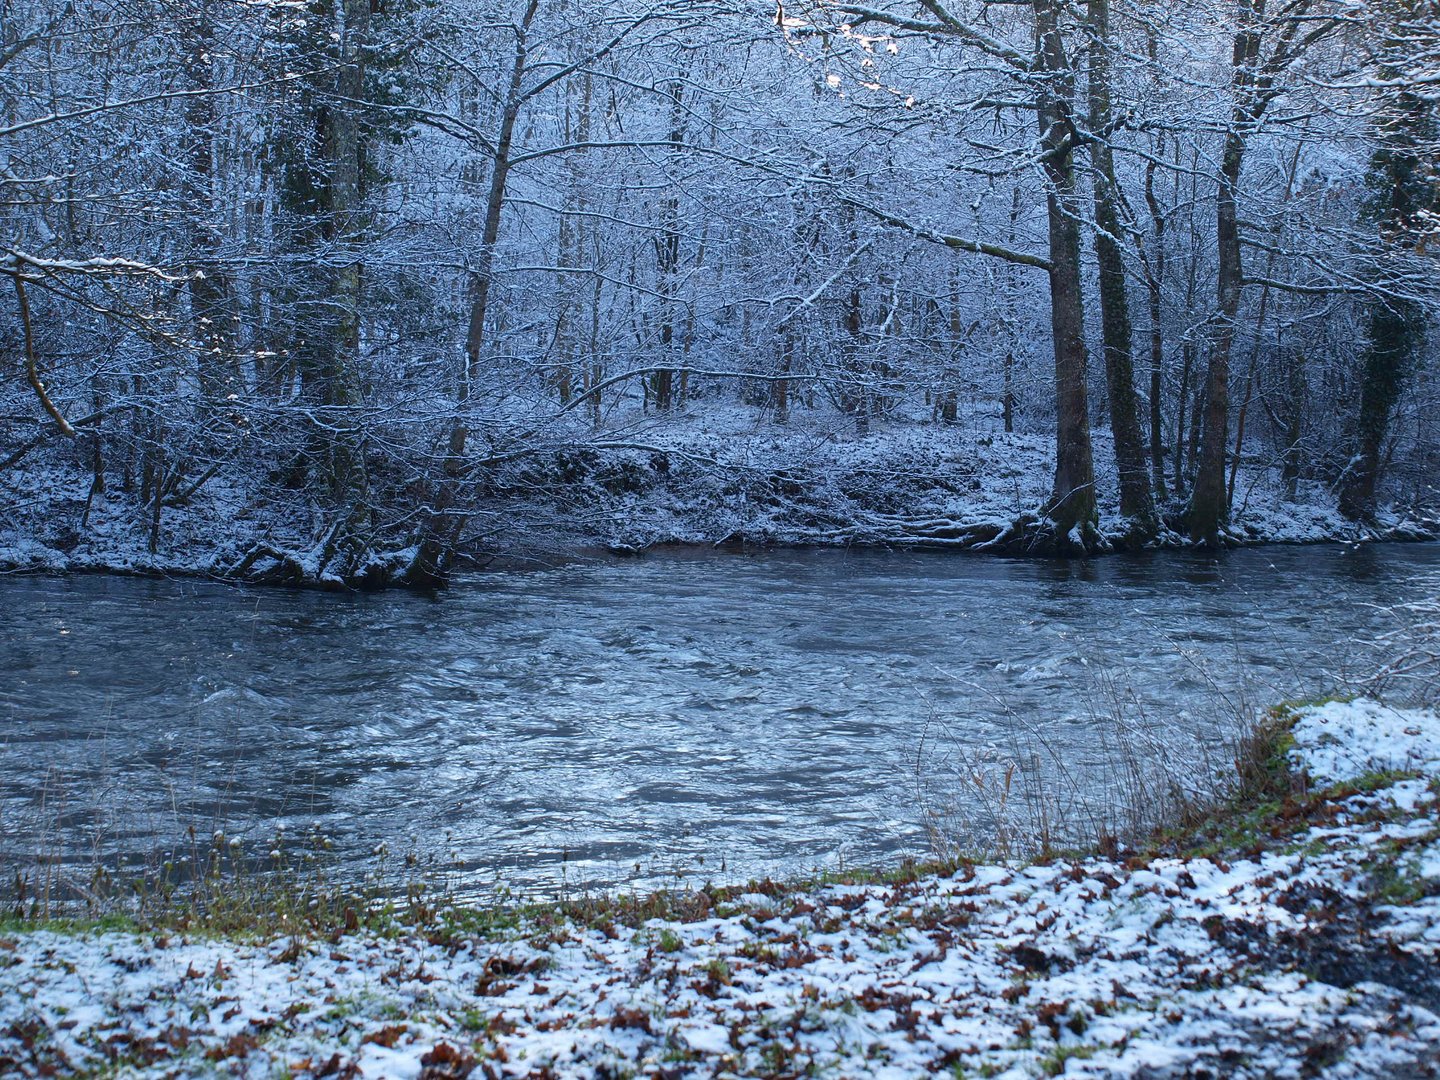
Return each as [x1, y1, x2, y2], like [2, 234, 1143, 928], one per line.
[1, 544, 1436, 898]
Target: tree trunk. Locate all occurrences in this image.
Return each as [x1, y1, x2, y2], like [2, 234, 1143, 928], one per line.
[1035, 0, 1097, 545]
[1341, 297, 1424, 520]
[1173, 338, 1193, 495]
[415, 0, 540, 584]
[315, 0, 373, 573]
[651, 75, 686, 411]
[774, 332, 792, 422]
[1339, 62, 1434, 521]
[1087, 0, 1155, 534]
[1188, 2, 1269, 544]
[183, 1, 237, 400]
[1279, 357, 1306, 499]
[1142, 156, 1169, 501]
[1188, 128, 1246, 544]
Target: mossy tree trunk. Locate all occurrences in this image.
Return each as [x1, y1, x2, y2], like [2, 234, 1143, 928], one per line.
[316, 0, 374, 575]
[1340, 8, 1437, 521]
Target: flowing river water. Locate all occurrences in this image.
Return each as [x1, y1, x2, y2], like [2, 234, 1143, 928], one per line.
[2, 543, 1437, 900]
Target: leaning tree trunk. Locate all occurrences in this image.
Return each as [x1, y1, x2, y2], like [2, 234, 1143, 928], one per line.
[1087, 0, 1156, 537]
[1188, 0, 1325, 542]
[412, 0, 540, 586]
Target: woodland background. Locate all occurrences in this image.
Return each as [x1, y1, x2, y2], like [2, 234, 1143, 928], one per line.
[1, 0, 1437, 584]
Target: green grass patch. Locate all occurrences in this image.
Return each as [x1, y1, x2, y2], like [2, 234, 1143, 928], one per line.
[1041, 1043, 1099, 1076]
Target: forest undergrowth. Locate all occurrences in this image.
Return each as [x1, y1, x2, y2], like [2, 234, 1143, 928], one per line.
[5, 408, 1440, 593]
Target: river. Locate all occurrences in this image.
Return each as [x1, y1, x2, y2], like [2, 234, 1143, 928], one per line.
[2, 543, 1436, 900]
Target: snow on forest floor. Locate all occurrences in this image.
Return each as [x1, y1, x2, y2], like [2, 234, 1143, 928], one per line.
[3, 698, 1440, 1078]
[572, 406, 1417, 551]
[2, 407, 1435, 581]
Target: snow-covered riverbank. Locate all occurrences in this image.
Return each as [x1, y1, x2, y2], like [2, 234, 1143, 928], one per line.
[3, 698, 1438, 1077]
[3, 413, 1436, 585]
[531, 412, 1439, 555]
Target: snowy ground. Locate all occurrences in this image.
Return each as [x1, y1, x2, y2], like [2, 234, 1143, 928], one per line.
[2, 407, 1435, 581]
[552, 406, 1431, 552]
[3, 698, 1439, 1078]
